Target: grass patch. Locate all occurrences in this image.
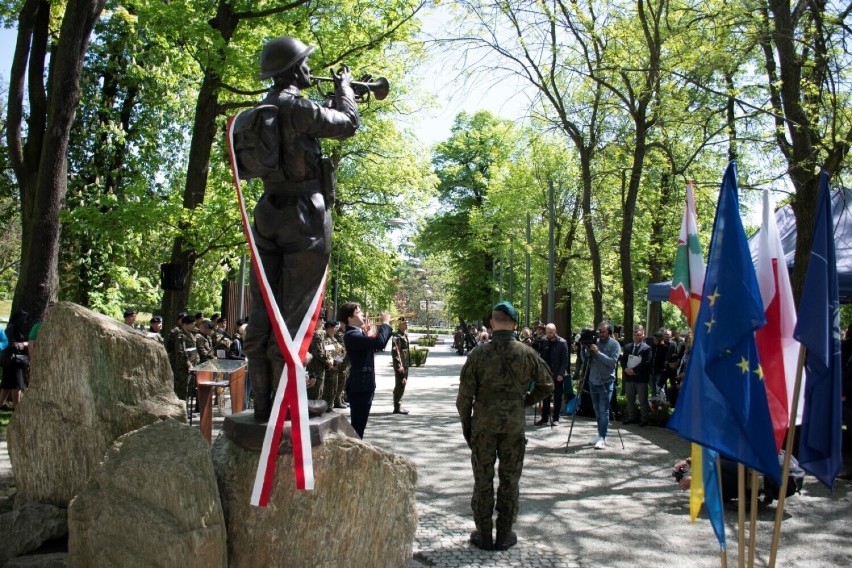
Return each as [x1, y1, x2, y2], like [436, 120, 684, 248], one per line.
[0, 411, 11, 433]
[0, 300, 11, 323]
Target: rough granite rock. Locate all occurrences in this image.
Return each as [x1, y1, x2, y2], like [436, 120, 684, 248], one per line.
[7, 302, 186, 507]
[67, 420, 226, 568]
[4, 553, 68, 568]
[212, 433, 417, 568]
[0, 503, 67, 564]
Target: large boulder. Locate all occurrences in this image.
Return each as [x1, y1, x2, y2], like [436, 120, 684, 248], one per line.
[213, 433, 417, 567]
[68, 420, 227, 567]
[7, 302, 186, 507]
[0, 503, 67, 565]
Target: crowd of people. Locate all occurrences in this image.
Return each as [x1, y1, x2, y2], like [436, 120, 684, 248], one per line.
[455, 317, 691, 434]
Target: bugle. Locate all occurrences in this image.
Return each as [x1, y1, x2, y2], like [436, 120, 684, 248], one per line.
[312, 75, 390, 101]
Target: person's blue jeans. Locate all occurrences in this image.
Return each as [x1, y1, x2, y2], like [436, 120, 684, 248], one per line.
[590, 381, 614, 438]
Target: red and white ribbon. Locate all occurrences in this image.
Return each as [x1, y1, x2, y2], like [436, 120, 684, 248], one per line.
[226, 114, 326, 504]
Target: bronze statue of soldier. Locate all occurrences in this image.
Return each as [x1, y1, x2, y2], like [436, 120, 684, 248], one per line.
[245, 36, 361, 422]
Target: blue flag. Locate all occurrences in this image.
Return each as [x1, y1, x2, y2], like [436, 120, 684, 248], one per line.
[669, 162, 781, 484]
[793, 171, 842, 489]
[701, 447, 726, 549]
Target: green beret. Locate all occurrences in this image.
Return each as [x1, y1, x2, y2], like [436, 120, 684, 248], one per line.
[492, 301, 518, 323]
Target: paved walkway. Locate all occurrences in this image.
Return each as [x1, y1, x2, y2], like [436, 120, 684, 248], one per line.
[2, 334, 850, 567]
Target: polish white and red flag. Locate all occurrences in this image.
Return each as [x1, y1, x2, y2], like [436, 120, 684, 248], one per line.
[754, 190, 802, 450]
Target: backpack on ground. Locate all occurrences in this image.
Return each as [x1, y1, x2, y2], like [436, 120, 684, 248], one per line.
[763, 452, 806, 503]
[231, 104, 282, 181]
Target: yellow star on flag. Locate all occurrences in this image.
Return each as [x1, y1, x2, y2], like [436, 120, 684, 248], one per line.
[753, 365, 764, 381]
[705, 317, 716, 332]
[736, 356, 750, 375]
[707, 288, 720, 306]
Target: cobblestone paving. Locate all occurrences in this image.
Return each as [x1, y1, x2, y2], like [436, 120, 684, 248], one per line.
[408, 503, 592, 568]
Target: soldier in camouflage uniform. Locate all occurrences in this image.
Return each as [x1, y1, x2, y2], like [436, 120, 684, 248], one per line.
[457, 301, 553, 551]
[174, 315, 200, 401]
[334, 327, 350, 407]
[306, 326, 332, 402]
[391, 317, 411, 414]
[145, 315, 164, 345]
[196, 320, 216, 362]
[165, 312, 188, 372]
[321, 320, 345, 412]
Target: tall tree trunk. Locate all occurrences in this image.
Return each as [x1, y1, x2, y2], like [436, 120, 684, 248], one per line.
[620, 125, 649, 335]
[760, 1, 851, 302]
[7, 0, 106, 323]
[580, 153, 603, 325]
[160, 1, 238, 320]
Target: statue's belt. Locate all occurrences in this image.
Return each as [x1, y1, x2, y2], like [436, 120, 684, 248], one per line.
[264, 179, 321, 195]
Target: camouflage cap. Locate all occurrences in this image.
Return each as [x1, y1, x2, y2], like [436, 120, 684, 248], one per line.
[492, 301, 519, 323]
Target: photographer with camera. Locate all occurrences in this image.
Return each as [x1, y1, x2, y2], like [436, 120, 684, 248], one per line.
[580, 322, 621, 449]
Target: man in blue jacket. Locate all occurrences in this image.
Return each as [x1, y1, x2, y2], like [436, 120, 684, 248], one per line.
[337, 302, 392, 439]
[582, 322, 621, 449]
[534, 323, 571, 426]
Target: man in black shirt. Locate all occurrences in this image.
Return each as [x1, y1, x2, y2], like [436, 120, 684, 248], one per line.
[534, 323, 571, 426]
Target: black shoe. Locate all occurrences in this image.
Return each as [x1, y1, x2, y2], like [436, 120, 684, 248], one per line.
[534, 418, 548, 426]
[494, 530, 517, 551]
[0, 405, 11, 412]
[393, 407, 410, 415]
[470, 530, 493, 551]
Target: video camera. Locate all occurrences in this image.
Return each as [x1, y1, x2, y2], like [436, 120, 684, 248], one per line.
[576, 328, 597, 346]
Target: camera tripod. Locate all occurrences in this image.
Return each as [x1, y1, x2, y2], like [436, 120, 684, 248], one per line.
[565, 348, 624, 451]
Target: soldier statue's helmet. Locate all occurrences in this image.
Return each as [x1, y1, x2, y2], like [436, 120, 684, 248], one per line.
[201, 319, 215, 329]
[259, 36, 315, 80]
[150, 315, 163, 323]
[324, 320, 339, 329]
[181, 315, 195, 325]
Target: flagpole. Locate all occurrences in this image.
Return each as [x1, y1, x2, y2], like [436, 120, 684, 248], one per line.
[768, 345, 807, 567]
[748, 470, 759, 568]
[717, 454, 728, 568]
[737, 464, 746, 568]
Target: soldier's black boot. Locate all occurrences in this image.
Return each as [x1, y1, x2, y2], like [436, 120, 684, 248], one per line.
[470, 523, 494, 550]
[469, 528, 493, 551]
[495, 518, 517, 551]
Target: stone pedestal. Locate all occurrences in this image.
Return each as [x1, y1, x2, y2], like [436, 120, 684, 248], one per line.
[213, 413, 417, 567]
[222, 410, 357, 452]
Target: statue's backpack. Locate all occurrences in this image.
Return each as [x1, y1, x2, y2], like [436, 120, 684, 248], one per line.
[231, 104, 284, 181]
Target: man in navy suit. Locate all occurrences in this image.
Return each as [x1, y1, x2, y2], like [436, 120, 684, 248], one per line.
[620, 326, 653, 426]
[337, 302, 392, 439]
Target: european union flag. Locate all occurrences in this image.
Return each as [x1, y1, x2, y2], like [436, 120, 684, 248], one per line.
[793, 171, 842, 489]
[669, 162, 781, 483]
